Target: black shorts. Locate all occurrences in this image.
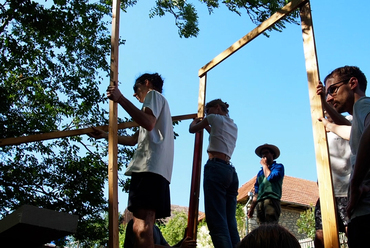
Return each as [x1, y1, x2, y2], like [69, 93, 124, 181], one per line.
[128, 172, 171, 219]
[315, 197, 348, 232]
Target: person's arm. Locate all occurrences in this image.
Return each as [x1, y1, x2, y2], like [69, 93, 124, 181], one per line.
[247, 193, 258, 218]
[267, 163, 284, 181]
[189, 117, 210, 133]
[118, 131, 139, 146]
[317, 82, 351, 125]
[347, 114, 370, 217]
[175, 238, 197, 248]
[318, 117, 351, 140]
[107, 83, 156, 131]
[261, 158, 271, 178]
[87, 127, 138, 146]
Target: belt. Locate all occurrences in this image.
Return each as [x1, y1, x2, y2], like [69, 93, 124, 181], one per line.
[209, 157, 231, 165]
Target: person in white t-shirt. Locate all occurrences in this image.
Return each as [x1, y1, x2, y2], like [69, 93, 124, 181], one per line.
[89, 73, 174, 248]
[189, 99, 239, 248]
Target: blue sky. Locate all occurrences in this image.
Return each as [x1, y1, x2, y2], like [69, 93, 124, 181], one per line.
[107, 0, 370, 213]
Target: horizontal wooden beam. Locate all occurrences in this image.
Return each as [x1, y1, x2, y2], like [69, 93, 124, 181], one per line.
[0, 113, 197, 147]
[198, 0, 308, 77]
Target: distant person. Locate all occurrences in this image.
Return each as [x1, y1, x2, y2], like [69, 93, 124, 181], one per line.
[89, 73, 174, 248]
[124, 219, 196, 248]
[189, 99, 239, 248]
[247, 144, 284, 224]
[318, 66, 370, 248]
[236, 224, 300, 248]
[314, 83, 352, 248]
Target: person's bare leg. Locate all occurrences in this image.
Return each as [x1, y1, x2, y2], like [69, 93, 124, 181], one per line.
[133, 209, 156, 248]
[314, 229, 324, 248]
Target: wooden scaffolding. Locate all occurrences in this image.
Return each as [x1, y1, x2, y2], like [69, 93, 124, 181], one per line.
[0, 0, 340, 247]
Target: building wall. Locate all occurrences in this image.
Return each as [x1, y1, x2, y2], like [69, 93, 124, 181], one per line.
[246, 207, 309, 240]
[280, 208, 307, 240]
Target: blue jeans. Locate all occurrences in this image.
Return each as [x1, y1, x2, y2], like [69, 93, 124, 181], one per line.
[204, 159, 240, 248]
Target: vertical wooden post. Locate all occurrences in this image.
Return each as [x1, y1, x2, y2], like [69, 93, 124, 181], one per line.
[108, 1, 120, 248]
[300, 1, 339, 247]
[187, 74, 207, 239]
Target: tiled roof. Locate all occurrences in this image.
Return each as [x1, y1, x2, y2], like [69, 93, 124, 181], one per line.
[237, 175, 319, 208]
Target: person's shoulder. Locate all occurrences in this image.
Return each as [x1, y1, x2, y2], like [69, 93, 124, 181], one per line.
[206, 113, 217, 121]
[354, 97, 370, 114]
[208, 114, 228, 121]
[146, 90, 167, 106]
[273, 162, 284, 167]
[148, 89, 164, 98]
[356, 96, 370, 105]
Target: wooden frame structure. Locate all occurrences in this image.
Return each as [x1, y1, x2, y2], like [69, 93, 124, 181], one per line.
[186, 0, 340, 247]
[0, 0, 339, 247]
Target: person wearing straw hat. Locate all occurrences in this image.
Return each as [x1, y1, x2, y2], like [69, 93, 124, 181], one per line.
[247, 144, 284, 224]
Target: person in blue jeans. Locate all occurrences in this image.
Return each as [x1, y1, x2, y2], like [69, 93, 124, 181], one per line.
[247, 144, 284, 224]
[189, 99, 239, 248]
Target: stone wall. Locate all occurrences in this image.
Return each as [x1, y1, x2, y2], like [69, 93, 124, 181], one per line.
[246, 207, 309, 240]
[280, 208, 307, 240]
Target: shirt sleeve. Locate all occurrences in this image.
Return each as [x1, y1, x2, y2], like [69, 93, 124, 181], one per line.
[267, 163, 285, 182]
[143, 90, 164, 119]
[254, 175, 259, 194]
[206, 114, 216, 125]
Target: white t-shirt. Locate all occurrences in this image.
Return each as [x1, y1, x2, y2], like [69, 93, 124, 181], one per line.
[125, 90, 174, 183]
[206, 114, 238, 159]
[328, 115, 352, 197]
[349, 96, 370, 219]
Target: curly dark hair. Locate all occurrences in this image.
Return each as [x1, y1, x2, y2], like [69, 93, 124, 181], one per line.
[133, 73, 164, 93]
[324, 66, 367, 92]
[205, 99, 230, 114]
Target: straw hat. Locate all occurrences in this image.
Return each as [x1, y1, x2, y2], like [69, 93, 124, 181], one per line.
[255, 144, 280, 159]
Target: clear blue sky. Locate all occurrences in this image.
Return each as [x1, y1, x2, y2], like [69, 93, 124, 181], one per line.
[106, 0, 370, 213]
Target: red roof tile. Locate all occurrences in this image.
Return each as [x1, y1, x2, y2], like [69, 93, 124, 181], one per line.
[237, 175, 318, 207]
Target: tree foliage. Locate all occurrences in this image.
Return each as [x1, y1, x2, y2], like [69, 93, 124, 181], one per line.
[148, 0, 299, 38]
[296, 206, 315, 240]
[0, 0, 298, 245]
[236, 202, 246, 238]
[159, 210, 188, 245]
[0, 0, 132, 246]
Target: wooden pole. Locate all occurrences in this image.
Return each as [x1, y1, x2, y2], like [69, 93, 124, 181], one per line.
[300, 1, 339, 247]
[187, 74, 207, 239]
[108, 0, 120, 247]
[186, 131, 203, 239]
[0, 114, 197, 147]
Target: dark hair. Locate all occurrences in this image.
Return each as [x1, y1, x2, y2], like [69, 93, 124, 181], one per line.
[133, 73, 164, 93]
[237, 224, 300, 248]
[324, 66, 367, 93]
[205, 99, 229, 114]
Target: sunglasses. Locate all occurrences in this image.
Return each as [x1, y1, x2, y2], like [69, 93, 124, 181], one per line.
[326, 79, 350, 97]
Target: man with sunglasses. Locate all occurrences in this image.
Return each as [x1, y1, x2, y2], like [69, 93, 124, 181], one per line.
[315, 83, 352, 248]
[320, 66, 369, 248]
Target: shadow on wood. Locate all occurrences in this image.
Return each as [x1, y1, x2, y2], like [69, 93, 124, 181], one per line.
[0, 205, 79, 247]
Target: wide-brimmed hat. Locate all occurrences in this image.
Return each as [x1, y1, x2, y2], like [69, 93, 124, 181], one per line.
[255, 144, 280, 159]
